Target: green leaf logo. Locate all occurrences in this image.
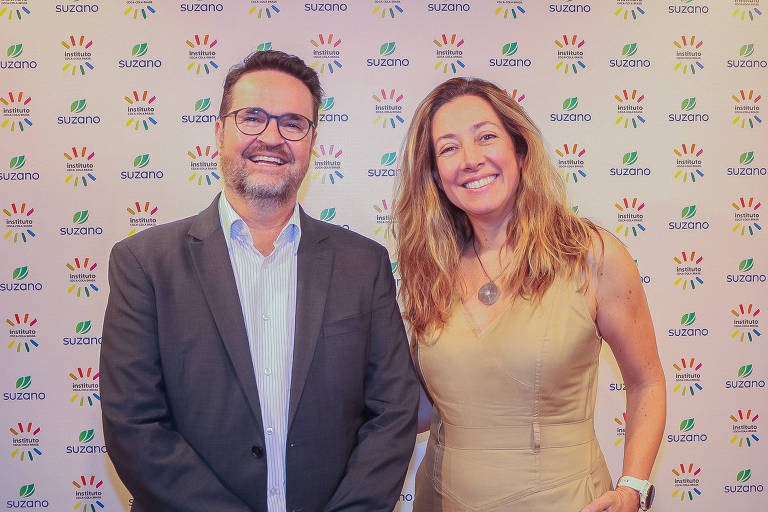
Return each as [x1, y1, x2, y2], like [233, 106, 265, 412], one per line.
[502, 42, 518, 56]
[7, 43, 22, 58]
[131, 42, 148, 57]
[320, 208, 336, 222]
[681, 205, 696, 219]
[19, 484, 34, 498]
[572, 206, 579, 214]
[381, 152, 396, 166]
[679, 418, 695, 432]
[79, 429, 95, 443]
[738, 364, 753, 378]
[380, 42, 396, 56]
[76, 320, 92, 334]
[194, 98, 211, 112]
[72, 210, 89, 224]
[739, 258, 754, 272]
[622, 43, 637, 57]
[562, 97, 578, 111]
[681, 97, 696, 111]
[12, 266, 29, 280]
[739, 44, 754, 57]
[256, 42, 272, 52]
[737, 469, 752, 482]
[70, 99, 87, 114]
[739, 151, 754, 165]
[391, 262, 399, 274]
[320, 97, 335, 111]
[622, 152, 638, 165]
[133, 154, 150, 168]
[15, 376, 31, 390]
[681, 312, 696, 326]
[10, 155, 26, 169]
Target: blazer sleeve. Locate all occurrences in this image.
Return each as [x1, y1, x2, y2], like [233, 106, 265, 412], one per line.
[100, 240, 252, 512]
[323, 246, 420, 512]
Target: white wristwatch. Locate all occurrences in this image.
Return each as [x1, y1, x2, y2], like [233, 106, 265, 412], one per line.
[617, 475, 655, 511]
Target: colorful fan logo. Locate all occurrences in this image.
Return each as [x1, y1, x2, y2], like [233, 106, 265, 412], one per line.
[732, 4, 762, 21]
[672, 358, 703, 397]
[372, 89, 405, 128]
[310, 33, 342, 74]
[731, 303, 761, 342]
[124, 90, 157, 131]
[673, 35, 704, 75]
[311, 144, 344, 184]
[673, 144, 704, 183]
[9, 421, 41, 462]
[126, 202, 159, 237]
[373, 199, 395, 239]
[60, 35, 94, 76]
[6, 313, 39, 353]
[671, 464, 702, 501]
[65, 258, 99, 298]
[614, 3, 645, 20]
[494, 3, 526, 19]
[555, 144, 587, 183]
[673, 251, 704, 290]
[0, 92, 32, 132]
[3, 203, 35, 243]
[249, 2, 280, 17]
[72, 475, 104, 511]
[187, 145, 220, 185]
[614, 197, 645, 237]
[614, 89, 645, 128]
[554, 34, 586, 74]
[124, 2, 156, 19]
[186, 34, 219, 75]
[729, 409, 759, 447]
[433, 33, 465, 74]
[64, 146, 96, 187]
[614, 412, 626, 446]
[0, 3, 31, 21]
[506, 88, 525, 103]
[69, 367, 100, 407]
[732, 196, 762, 235]
[372, 2, 404, 19]
[731, 89, 762, 128]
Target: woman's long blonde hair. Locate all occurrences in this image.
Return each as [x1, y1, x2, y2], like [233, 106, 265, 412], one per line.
[393, 77, 601, 344]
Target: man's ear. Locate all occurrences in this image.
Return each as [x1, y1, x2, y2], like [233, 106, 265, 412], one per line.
[214, 118, 224, 151]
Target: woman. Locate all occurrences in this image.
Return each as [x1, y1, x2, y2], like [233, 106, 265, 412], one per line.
[393, 78, 665, 512]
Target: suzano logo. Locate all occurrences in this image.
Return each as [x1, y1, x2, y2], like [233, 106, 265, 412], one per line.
[551, 96, 591, 122]
[614, 0, 645, 20]
[732, 196, 762, 236]
[668, 417, 708, 443]
[63, 320, 102, 347]
[0, 266, 43, 293]
[373, 199, 395, 239]
[59, 209, 103, 237]
[668, 0, 709, 14]
[731, 89, 762, 128]
[127, 202, 158, 237]
[672, 35, 704, 75]
[555, 143, 587, 183]
[610, 150, 651, 177]
[673, 143, 704, 182]
[428, 1, 471, 13]
[554, 34, 586, 74]
[730, 303, 761, 342]
[614, 89, 646, 128]
[372, 1, 403, 18]
[63, 146, 96, 187]
[122, 153, 164, 181]
[368, 151, 400, 178]
[1, 91, 33, 133]
[65, 258, 99, 298]
[726, 257, 767, 284]
[255, 42, 272, 52]
[609, 42, 651, 69]
[493, 1, 526, 19]
[311, 143, 344, 184]
[9, 421, 42, 462]
[613, 412, 626, 446]
[669, 312, 709, 338]
[124, 90, 157, 131]
[124, 1, 156, 19]
[309, 33, 343, 74]
[6, 313, 39, 353]
[732, 1, 763, 21]
[60, 35, 94, 76]
[58, 98, 101, 126]
[1, 155, 39, 182]
[250, 1, 280, 17]
[181, 97, 219, 124]
[727, 364, 767, 390]
[4, 375, 45, 402]
[8, 482, 50, 509]
[725, 468, 765, 494]
[54, 0, 99, 13]
[614, 197, 645, 237]
[1, 43, 38, 70]
[672, 357, 703, 397]
[66, 428, 106, 455]
[367, 41, 410, 67]
[187, 145, 220, 185]
[489, 42, 532, 68]
[669, 204, 710, 231]
[729, 409, 760, 447]
[180, 0, 224, 12]
[432, 33, 466, 74]
[549, 1, 591, 13]
[372, 89, 404, 128]
[0, 1, 31, 20]
[669, 97, 710, 123]
[318, 207, 350, 229]
[3, 202, 35, 243]
[671, 463, 702, 501]
[728, 43, 768, 69]
[72, 475, 104, 510]
[673, 251, 704, 290]
[118, 41, 162, 69]
[319, 96, 349, 123]
[69, 367, 100, 407]
[186, 34, 219, 75]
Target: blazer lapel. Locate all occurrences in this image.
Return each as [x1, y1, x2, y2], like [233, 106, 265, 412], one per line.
[186, 194, 264, 433]
[288, 209, 332, 430]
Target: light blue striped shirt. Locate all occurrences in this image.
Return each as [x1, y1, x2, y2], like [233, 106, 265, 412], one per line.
[219, 193, 300, 512]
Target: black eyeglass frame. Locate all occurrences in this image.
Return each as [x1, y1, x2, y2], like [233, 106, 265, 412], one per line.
[221, 107, 316, 141]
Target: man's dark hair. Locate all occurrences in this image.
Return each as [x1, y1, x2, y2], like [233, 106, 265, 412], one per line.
[219, 49, 323, 123]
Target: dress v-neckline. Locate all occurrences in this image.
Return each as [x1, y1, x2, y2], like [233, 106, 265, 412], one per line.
[459, 299, 514, 338]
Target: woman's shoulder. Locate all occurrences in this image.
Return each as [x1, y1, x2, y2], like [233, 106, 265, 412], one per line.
[585, 226, 641, 290]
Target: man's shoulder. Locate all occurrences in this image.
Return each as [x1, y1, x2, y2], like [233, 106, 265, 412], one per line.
[303, 213, 387, 257]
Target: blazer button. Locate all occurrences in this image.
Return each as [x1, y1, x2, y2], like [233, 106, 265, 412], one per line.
[251, 445, 264, 458]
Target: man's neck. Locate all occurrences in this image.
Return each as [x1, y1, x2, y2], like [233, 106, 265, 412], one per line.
[223, 187, 297, 256]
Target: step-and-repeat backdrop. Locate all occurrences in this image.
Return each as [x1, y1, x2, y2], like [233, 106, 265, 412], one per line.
[1, 0, 766, 510]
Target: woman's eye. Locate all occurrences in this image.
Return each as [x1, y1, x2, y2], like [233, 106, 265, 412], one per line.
[480, 133, 497, 142]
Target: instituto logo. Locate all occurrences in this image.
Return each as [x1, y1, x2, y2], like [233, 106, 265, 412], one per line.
[118, 41, 162, 69]
[554, 143, 587, 183]
[63, 320, 102, 347]
[614, 0, 645, 20]
[186, 34, 219, 75]
[669, 312, 709, 338]
[728, 42, 768, 69]
[0, 1, 31, 20]
[729, 409, 760, 447]
[1, 42, 38, 70]
[58, 98, 101, 126]
[373, 199, 395, 239]
[668, 204, 710, 231]
[613, 412, 626, 446]
[372, 1, 403, 18]
[671, 463, 702, 501]
[725, 469, 765, 494]
[730, 303, 760, 342]
[3, 202, 35, 243]
[372, 89, 404, 128]
[609, 42, 651, 69]
[69, 367, 100, 407]
[610, 150, 650, 177]
[9, 421, 42, 462]
[124, 90, 157, 131]
[1, 91, 32, 133]
[672, 357, 703, 397]
[614, 89, 645, 128]
[367, 41, 410, 67]
[72, 475, 104, 510]
[6, 313, 38, 353]
[726, 256, 767, 284]
[311, 143, 344, 184]
[63, 146, 96, 187]
[127, 201, 158, 237]
[250, 1, 280, 17]
[368, 151, 400, 178]
[493, 1, 526, 19]
[673, 251, 704, 290]
[672, 35, 704, 75]
[554, 34, 586, 74]
[61, 35, 94, 76]
[310, 33, 343, 74]
[433, 33, 465, 74]
[731, 196, 761, 236]
[614, 197, 645, 237]
[187, 145, 220, 185]
[731, 88, 762, 128]
[726, 364, 767, 390]
[732, 0, 763, 21]
[673, 143, 704, 182]
[489, 42, 532, 68]
[1, 155, 38, 182]
[65, 258, 99, 298]
[123, 1, 155, 19]
[121, 153, 165, 180]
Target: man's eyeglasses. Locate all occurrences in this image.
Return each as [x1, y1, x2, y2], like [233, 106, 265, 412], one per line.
[222, 107, 315, 141]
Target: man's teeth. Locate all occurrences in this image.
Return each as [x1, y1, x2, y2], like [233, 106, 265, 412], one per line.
[249, 155, 285, 165]
[463, 175, 497, 189]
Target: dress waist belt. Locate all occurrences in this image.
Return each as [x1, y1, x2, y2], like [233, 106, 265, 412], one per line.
[439, 418, 595, 451]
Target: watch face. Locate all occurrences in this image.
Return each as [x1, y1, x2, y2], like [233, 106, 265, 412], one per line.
[644, 484, 655, 508]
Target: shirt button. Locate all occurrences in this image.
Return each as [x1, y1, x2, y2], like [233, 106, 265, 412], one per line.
[262, 313, 271, 321]
[266, 427, 274, 435]
[251, 445, 264, 458]
[264, 368, 272, 376]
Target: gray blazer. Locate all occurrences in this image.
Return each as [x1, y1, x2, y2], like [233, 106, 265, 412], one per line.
[100, 194, 419, 512]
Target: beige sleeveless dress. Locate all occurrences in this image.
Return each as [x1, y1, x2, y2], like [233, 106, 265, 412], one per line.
[414, 277, 612, 511]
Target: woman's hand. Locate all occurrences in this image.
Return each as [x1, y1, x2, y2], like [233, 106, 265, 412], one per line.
[580, 487, 640, 512]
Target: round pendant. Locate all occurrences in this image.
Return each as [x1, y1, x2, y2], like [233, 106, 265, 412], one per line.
[477, 281, 500, 306]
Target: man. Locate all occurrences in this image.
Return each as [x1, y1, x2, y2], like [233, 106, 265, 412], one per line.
[100, 50, 419, 512]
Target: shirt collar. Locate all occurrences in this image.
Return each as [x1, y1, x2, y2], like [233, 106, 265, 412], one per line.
[218, 192, 302, 255]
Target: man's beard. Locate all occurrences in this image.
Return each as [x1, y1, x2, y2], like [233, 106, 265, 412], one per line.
[220, 149, 307, 207]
